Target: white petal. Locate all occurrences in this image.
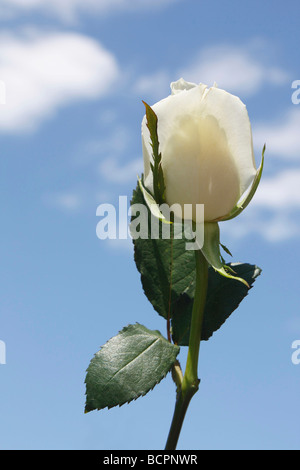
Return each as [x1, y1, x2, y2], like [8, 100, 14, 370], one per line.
[170, 78, 197, 95]
[200, 86, 257, 195]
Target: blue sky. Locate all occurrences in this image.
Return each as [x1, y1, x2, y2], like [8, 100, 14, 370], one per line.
[0, 0, 299, 450]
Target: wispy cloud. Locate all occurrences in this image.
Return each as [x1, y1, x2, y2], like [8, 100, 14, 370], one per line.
[43, 191, 84, 213]
[223, 206, 300, 243]
[85, 127, 133, 160]
[179, 44, 289, 96]
[134, 41, 289, 100]
[254, 109, 300, 160]
[99, 157, 142, 184]
[82, 124, 143, 186]
[222, 168, 300, 242]
[134, 70, 171, 102]
[0, 0, 180, 23]
[0, 30, 119, 133]
[254, 169, 300, 209]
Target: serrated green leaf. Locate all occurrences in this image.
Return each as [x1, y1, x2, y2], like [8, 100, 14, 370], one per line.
[171, 263, 262, 345]
[85, 323, 179, 412]
[131, 182, 195, 320]
[131, 182, 262, 346]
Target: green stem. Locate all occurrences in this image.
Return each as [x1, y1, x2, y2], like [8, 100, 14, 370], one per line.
[165, 249, 208, 450]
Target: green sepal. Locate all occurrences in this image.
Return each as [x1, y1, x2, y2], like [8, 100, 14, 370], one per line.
[220, 243, 233, 257]
[142, 101, 166, 205]
[137, 176, 171, 224]
[218, 145, 265, 222]
[201, 222, 250, 288]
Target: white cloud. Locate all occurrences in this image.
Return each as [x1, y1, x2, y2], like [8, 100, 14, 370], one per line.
[253, 109, 300, 160]
[222, 168, 300, 242]
[179, 44, 289, 96]
[86, 127, 133, 159]
[223, 208, 300, 243]
[135, 42, 289, 100]
[0, 0, 179, 22]
[99, 157, 143, 184]
[0, 30, 119, 133]
[44, 191, 83, 212]
[82, 124, 143, 185]
[253, 169, 300, 209]
[134, 70, 171, 101]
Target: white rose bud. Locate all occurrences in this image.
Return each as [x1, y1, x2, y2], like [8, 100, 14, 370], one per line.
[140, 78, 264, 286]
[142, 78, 259, 223]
